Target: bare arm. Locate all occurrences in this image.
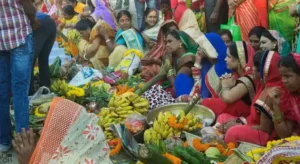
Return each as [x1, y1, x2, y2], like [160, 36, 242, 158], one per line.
[221, 83, 248, 104]
[213, 0, 223, 13]
[80, 6, 91, 17]
[272, 105, 296, 138]
[84, 37, 101, 59]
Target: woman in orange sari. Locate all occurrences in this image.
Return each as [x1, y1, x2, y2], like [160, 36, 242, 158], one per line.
[228, 0, 268, 40]
[202, 41, 256, 117]
[12, 97, 112, 164]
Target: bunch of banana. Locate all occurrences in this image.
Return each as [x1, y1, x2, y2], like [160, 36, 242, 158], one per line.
[108, 92, 149, 115]
[50, 79, 70, 96]
[144, 110, 202, 144]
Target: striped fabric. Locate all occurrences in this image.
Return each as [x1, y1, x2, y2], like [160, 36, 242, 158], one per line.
[0, 0, 32, 50]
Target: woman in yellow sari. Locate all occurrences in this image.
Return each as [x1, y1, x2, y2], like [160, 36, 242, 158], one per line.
[75, 18, 116, 70]
[12, 97, 112, 164]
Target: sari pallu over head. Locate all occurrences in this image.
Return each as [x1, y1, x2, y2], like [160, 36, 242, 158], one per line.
[140, 20, 179, 81]
[30, 97, 112, 164]
[234, 41, 256, 101]
[173, 30, 199, 97]
[140, 10, 163, 41]
[200, 33, 231, 98]
[248, 51, 295, 126]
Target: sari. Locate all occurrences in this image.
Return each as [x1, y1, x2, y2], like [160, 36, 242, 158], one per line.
[218, 51, 295, 146]
[74, 2, 86, 14]
[229, 0, 260, 40]
[173, 30, 199, 97]
[173, 3, 203, 41]
[30, 97, 112, 164]
[269, 0, 296, 43]
[202, 41, 256, 117]
[140, 20, 179, 81]
[269, 30, 291, 57]
[109, 28, 144, 67]
[141, 11, 163, 41]
[201, 33, 232, 98]
[78, 20, 116, 70]
[90, 0, 117, 30]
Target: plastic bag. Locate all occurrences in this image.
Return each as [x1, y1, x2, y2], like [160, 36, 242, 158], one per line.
[221, 17, 242, 41]
[69, 66, 103, 86]
[124, 114, 146, 134]
[115, 49, 144, 75]
[30, 86, 56, 106]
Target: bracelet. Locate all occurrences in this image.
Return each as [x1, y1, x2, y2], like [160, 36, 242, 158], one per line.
[83, 53, 88, 60]
[167, 69, 175, 77]
[106, 39, 111, 43]
[194, 63, 202, 69]
[272, 112, 284, 124]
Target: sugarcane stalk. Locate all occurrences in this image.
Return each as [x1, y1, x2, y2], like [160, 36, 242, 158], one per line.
[135, 58, 171, 96]
[182, 94, 201, 115]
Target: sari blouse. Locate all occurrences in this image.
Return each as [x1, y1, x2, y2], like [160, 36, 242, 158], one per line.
[247, 51, 296, 127]
[115, 28, 144, 49]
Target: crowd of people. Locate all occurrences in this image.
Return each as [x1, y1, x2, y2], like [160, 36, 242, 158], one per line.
[2, 0, 300, 163]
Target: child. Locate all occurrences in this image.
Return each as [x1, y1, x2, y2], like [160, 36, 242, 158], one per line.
[58, 5, 79, 35]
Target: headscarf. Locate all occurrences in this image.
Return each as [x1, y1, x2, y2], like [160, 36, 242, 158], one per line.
[269, 30, 291, 57]
[201, 33, 232, 98]
[140, 20, 179, 81]
[248, 51, 295, 126]
[30, 98, 112, 164]
[176, 30, 198, 54]
[235, 41, 255, 76]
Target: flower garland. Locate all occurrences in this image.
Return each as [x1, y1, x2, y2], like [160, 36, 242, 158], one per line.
[66, 86, 85, 97]
[163, 153, 181, 164]
[247, 136, 300, 160]
[168, 116, 202, 130]
[108, 138, 122, 157]
[34, 106, 46, 118]
[192, 138, 235, 156]
[124, 49, 144, 59]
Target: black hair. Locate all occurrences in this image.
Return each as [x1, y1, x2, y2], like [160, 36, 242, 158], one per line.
[160, 0, 170, 6]
[278, 54, 300, 75]
[67, 0, 77, 4]
[86, 0, 95, 12]
[248, 26, 267, 38]
[161, 22, 177, 35]
[75, 18, 95, 31]
[261, 30, 278, 51]
[117, 10, 132, 22]
[218, 29, 233, 40]
[228, 41, 249, 62]
[63, 5, 77, 16]
[166, 30, 180, 40]
[253, 50, 265, 72]
[144, 8, 157, 18]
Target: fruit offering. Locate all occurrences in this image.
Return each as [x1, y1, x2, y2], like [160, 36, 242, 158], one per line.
[99, 92, 150, 139]
[144, 110, 202, 145]
[50, 79, 70, 96]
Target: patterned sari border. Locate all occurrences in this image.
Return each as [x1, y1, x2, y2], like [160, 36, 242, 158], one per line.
[263, 51, 274, 84]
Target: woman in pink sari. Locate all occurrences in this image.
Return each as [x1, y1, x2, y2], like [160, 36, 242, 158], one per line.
[216, 51, 298, 146]
[202, 41, 256, 118]
[12, 97, 112, 164]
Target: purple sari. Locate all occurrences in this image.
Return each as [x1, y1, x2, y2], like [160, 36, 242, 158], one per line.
[91, 0, 116, 29]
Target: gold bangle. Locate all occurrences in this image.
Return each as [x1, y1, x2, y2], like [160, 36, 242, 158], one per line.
[106, 39, 111, 43]
[272, 113, 284, 124]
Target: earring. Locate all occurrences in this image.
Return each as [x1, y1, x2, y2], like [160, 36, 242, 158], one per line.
[273, 44, 276, 49]
[179, 44, 182, 48]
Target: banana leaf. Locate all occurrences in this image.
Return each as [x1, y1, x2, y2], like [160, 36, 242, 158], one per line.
[49, 57, 62, 78]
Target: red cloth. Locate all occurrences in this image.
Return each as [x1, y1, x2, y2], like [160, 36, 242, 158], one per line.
[164, 11, 173, 21]
[174, 3, 187, 24]
[202, 98, 250, 118]
[252, 0, 268, 28]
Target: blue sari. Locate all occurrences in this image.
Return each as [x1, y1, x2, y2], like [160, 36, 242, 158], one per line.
[115, 28, 144, 52]
[201, 33, 232, 98]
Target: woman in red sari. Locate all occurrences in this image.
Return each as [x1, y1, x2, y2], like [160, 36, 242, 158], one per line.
[140, 20, 178, 81]
[202, 41, 256, 117]
[228, 0, 268, 40]
[216, 51, 298, 146]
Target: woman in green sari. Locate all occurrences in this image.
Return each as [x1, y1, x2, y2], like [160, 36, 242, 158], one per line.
[164, 30, 199, 97]
[269, 0, 296, 43]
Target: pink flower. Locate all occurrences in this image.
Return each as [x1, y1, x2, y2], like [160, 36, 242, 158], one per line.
[82, 125, 100, 141]
[52, 145, 71, 160]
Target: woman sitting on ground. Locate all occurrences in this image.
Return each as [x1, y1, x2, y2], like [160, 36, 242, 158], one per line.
[202, 41, 256, 117]
[99, 10, 144, 70]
